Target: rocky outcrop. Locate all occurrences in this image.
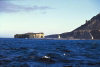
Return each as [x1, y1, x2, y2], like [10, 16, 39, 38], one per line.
[90, 30, 100, 39]
[45, 13, 100, 39]
[60, 30, 92, 39]
[14, 33, 44, 38]
[74, 14, 100, 31]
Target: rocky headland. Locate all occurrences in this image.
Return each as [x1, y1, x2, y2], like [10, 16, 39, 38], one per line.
[45, 13, 100, 40]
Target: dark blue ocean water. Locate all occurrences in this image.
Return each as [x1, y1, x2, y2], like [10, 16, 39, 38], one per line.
[0, 38, 100, 67]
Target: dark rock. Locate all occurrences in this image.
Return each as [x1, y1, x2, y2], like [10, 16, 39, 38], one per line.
[38, 56, 55, 63]
[90, 30, 100, 39]
[45, 13, 100, 39]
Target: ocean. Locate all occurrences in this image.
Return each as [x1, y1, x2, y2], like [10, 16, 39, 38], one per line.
[0, 38, 100, 67]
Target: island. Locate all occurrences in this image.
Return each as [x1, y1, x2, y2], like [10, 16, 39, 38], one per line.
[14, 32, 44, 38]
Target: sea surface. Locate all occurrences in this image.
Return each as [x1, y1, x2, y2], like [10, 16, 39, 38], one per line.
[0, 38, 100, 67]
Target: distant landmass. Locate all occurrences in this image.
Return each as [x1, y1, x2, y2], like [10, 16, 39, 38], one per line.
[45, 13, 100, 39]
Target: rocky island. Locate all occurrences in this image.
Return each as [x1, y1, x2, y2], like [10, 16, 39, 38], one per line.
[45, 13, 100, 40]
[14, 32, 44, 38]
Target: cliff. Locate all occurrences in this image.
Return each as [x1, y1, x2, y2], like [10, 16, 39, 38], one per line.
[45, 13, 100, 39]
[74, 13, 100, 31]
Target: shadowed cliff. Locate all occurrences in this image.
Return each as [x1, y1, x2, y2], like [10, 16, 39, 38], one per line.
[45, 13, 100, 39]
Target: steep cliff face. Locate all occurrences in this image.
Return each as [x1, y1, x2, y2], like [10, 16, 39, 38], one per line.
[45, 13, 100, 39]
[74, 13, 100, 31]
[90, 30, 100, 39]
[61, 30, 92, 39]
[61, 13, 100, 39]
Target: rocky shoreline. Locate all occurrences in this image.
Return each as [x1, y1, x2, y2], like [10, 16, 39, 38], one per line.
[45, 13, 100, 40]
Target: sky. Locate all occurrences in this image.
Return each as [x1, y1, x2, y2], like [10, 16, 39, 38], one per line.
[0, 0, 100, 38]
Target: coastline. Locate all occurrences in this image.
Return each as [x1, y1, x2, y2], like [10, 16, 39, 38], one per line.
[0, 38, 99, 40]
